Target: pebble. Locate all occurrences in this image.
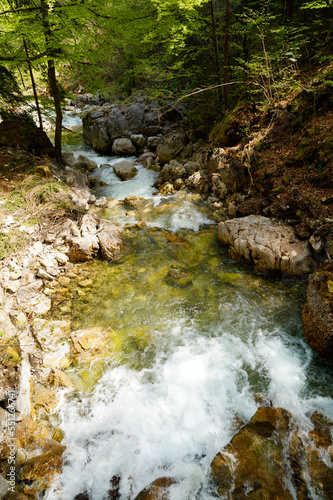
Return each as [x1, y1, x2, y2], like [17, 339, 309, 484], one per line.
[55, 251, 69, 265]
[37, 268, 54, 281]
[4, 280, 21, 294]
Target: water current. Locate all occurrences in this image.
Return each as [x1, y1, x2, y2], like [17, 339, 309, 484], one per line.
[45, 113, 333, 499]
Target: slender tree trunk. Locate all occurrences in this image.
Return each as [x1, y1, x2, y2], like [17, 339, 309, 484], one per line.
[209, 0, 223, 106]
[40, 0, 63, 164]
[23, 39, 43, 131]
[223, 0, 230, 110]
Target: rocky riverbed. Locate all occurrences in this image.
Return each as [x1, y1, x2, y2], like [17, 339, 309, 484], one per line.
[0, 79, 333, 498]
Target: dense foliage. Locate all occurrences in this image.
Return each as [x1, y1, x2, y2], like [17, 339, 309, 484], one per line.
[0, 0, 332, 145]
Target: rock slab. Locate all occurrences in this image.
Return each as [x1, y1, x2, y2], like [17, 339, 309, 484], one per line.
[218, 215, 316, 275]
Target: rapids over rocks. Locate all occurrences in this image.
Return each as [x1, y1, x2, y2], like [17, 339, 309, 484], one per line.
[43, 112, 333, 500]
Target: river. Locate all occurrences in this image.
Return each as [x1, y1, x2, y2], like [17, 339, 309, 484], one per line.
[45, 112, 333, 500]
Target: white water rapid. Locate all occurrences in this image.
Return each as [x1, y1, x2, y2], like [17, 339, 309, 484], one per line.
[44, 112, 333, 500]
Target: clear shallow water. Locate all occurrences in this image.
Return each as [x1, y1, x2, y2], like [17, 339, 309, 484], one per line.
[46, 113, 333, 500]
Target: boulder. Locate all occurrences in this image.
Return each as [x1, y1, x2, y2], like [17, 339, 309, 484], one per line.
[302, 262, 333, 358]
[186, 170, 209, 194]
[147, 135, 163, 150]
[98, 220, 125, 261]
[0, 119, 55, 157]
[211, 173, 228, 199]
[74, 154, 98, 172]
[16, 281, 52, 315]
[123, 195, 150, 209]
[82, 114, 111, 153]
[112, 138, 136, 156]
[0, 310, 16, 339]
[67, 235, 99, 262]
[155, 160, 187, 186]
[32, 319, 71, 351]
[207, 148, 250, 193]
[135, 152, 156, 165]
[130, 134, 146, 148]
[211, 407, 293, 499]
[218, 215, 316, 276]
[18, 442, 66, 495]
[113, 160, 138, 181]
[156, 130, 188, 164]
[134, 477, 177, 500]
[70, 327, 114, 363]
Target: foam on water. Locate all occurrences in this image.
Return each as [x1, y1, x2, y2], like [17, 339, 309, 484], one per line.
[45, 289, 332, 500]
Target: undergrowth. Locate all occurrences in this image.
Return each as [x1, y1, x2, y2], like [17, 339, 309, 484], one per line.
[0, 174, 82, 260]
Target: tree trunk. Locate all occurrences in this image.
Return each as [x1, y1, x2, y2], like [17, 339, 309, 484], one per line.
[223, 0, 230, 110]
[209, 0, 223, 107]
[23, 39, 43, 131]
[40, 0, 63, 164]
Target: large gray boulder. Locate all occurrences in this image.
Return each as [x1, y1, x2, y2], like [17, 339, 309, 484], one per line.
[218, 215, 316, 275]
[112, 138, 136, 156]
[113, 160, 138, 181]
[82, 113, 110, 153]
[156, 130, 188, 164]
[155, 160, 187, 186]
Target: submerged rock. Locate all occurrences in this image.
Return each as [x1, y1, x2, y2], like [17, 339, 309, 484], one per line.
[134, 477, 177, 500]
[218, 215, 316, 276]
[17, 442, 66, 495]
[98, 220, 125, 261]
[210, 406, 333, 499]
[113, 160, 138, 181]
[302, 262, 333, 358]
[211, 407, 293, 499]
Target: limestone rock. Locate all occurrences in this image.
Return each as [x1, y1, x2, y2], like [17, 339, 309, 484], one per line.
[82, 114, 111, 153]
[18, 442, 66, 494]
[74, 153, 98, 172]
[48, 368, 74, 389]
[156, 130, 188, 164]
[112, 138, 136, 156]
[134, 477, 177, 500]
[211, 173, 228, 200]
[218, 215, 316, 276]
[135, 152, 156, 164]
[67, 235, 99, 262]
[156, 160, 187, 185]
[158, 182, 175, 195]
[16, 281, 51, 315]
[211, 407, 293, 499]
[130, 134, 146, 148]
[147, 135, 163, 150]
[98, 220, 125, 261]
[32, 319, 71, 351]
[123, 195, 150, 209]
[186, 170, 209, 194]
[4, 279, 21, 294]
[207, 148, 250, 193]
[0, 310, 16, 339]
[302, 262, 333, 358]
[113, 160, 138, 181]
[71, 327, 113, 363]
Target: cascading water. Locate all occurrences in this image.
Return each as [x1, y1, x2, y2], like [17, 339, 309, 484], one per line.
[45, 112, 333, 500]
